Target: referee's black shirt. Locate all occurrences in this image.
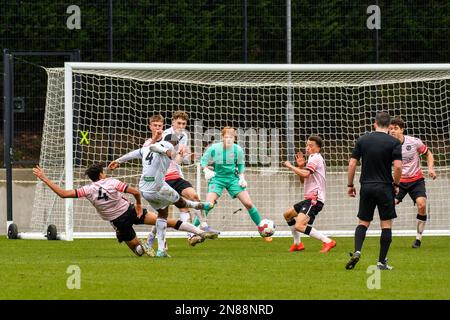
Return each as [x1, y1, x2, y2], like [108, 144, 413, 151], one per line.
[351, 131, 402, 184]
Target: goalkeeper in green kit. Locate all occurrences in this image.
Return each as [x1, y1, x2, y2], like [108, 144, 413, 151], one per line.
[195, 126, 272, 242]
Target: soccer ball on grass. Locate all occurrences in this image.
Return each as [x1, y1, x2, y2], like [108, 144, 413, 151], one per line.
[257, 219, 276, 238]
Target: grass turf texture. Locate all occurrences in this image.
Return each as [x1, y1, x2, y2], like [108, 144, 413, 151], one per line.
[0, 236, 449, 300]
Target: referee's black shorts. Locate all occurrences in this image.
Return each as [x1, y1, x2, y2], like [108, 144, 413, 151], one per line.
[166, 178, 193, 195]
[358, 183, 397, 221]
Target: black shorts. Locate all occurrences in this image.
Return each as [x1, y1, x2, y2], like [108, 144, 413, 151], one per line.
[358, 183, 397, 221]
[110, 204, 148, 243]
[166, 178, 193, 195]
[396, 178, 427, 204]
[293, 200, 324, 225]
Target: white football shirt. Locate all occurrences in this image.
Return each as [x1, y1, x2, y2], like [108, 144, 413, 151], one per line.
[162, 127, 189, 181]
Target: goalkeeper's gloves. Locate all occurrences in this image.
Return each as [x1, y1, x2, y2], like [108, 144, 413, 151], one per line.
[149, 143, 169, 154]
[203, 167, 216, 180]
[238, 173, 247, 188]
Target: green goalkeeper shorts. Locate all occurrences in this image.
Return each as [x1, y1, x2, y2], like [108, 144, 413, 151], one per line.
[207, 176, 246, 199]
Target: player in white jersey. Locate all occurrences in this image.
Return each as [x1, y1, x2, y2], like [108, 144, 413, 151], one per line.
[389, 117, 437, 248]
[108, 115, 215, 258]
[282, 136, 336, 253]
[147, 111, 218, 248]
[33, 163, 213, 257]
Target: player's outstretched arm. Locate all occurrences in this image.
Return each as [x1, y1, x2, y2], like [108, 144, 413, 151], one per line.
[108, 149, 142, 170]
[125, 185, 143, 218]
[33, 166, 76, 198]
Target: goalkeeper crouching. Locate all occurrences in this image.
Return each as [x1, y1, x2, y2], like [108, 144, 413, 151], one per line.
[196, 126, 271, 242]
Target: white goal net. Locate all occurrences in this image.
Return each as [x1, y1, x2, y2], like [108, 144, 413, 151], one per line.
[30, 63, 450, 239]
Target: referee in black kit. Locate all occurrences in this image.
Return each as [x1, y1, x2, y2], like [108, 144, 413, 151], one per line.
[346, 111, 402, 270]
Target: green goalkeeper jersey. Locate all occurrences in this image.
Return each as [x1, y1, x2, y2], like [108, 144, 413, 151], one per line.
[200, 142, 245, 178]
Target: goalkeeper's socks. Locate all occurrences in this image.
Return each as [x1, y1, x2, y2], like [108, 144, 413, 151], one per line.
[156, 218, 168, 252]
[248, 206, 262, 226]
[287, 219, 301, 245]
[193, 209, 210, 227]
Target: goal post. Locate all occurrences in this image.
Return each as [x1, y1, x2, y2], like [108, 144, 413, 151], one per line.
[28, 63, 450, 240]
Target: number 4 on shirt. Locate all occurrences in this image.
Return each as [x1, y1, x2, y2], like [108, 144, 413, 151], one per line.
[97, 187, 109, 201]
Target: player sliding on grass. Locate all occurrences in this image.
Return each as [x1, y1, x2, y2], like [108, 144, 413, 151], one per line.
[197, 126, 271, 241]
[282, 136, 336, 253]
[389, 116, 437, 249]
[146, 111, 219, 248]
[33, 163, 213, 258]
[108, 115, 216, 258]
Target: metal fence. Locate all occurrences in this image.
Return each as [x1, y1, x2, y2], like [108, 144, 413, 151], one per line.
[2, 0, 450, 166]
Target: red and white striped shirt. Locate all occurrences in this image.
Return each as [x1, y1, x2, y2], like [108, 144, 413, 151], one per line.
[400, 135, 428, 183]
[76, 178, 130, 221]
[162, 127, 189, 181]
[304, 152, 326, 203]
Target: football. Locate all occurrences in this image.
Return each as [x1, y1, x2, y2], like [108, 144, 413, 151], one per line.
[257, 219, 276, 237]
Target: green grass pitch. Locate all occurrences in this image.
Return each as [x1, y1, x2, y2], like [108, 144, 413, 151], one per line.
[0, 235, 449, 300]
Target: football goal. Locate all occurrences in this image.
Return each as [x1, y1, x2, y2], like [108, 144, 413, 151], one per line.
[26, 63, 450, 240]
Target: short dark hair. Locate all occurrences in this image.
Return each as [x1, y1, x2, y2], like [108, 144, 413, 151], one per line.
[308, 136, 323, 149]
[390, 116, 405, 129]
[85, 163, 104, 182]
[375, 111, 391, 128]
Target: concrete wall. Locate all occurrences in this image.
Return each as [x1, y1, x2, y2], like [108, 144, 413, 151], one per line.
[0, 169, 37, 235]
[2, 167, 450, 235]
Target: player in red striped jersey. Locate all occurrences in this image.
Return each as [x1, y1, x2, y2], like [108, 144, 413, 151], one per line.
[389, 117, 437, 248]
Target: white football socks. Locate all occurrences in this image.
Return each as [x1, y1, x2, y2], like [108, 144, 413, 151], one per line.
[179, 211, 190, 223]
[289, 225, 302, 245]
[184, 200, 201, 209]
[179, 222, 203, 235]
[156, 218, 167, 252]
[309, 228, 331, 243]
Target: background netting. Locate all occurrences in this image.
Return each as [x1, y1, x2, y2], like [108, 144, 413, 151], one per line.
[31, 66, 450, 237]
